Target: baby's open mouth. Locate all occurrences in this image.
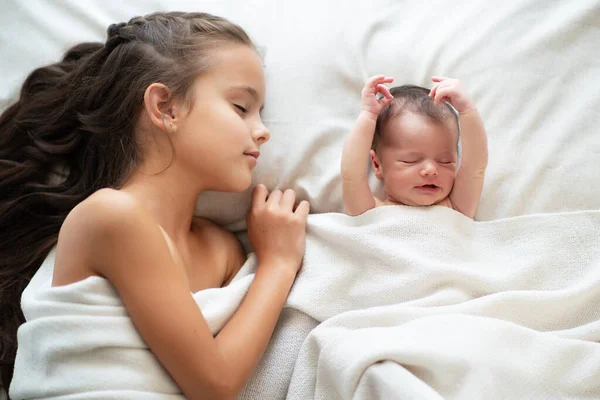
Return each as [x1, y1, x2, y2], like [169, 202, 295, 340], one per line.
[415, 184, 440, 193]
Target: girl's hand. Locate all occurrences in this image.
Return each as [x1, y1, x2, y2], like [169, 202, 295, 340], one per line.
[247, 184, 309, 273]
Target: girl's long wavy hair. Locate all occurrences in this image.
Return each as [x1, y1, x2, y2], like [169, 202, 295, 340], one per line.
[0, 11, 253, 390]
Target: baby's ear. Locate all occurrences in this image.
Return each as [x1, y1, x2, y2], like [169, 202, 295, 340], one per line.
[370, 150, 384, 180]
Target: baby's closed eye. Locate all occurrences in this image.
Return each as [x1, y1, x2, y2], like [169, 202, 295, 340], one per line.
[397, 158, 420, 164]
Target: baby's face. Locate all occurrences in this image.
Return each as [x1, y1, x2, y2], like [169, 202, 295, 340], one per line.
[372, 113, 458, 206]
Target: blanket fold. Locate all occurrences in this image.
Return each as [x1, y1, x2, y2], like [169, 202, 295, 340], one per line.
[270, 207, 600, 399]
[12, 206, 600, 399]
[10, 252, 255, 399]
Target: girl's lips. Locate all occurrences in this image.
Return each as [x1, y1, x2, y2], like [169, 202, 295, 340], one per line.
[244, 150, 260, 159]
[244, 151, 259, 168]
[245, 154, 258, 167]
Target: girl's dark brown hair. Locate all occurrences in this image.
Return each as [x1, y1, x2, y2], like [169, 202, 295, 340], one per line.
[0, 11, 253, 390]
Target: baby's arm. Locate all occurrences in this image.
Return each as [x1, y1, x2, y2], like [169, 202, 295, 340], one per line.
[342, 75, 393, 216]
[430, 77, 488, 218]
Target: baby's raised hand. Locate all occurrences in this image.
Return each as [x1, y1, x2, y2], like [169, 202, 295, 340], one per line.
[361, 75, 394, 119]
[429, 76, 475, 114]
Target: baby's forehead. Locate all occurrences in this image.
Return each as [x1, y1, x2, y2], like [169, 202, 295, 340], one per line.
[377, 130, 457, 161]
[383, 114, 458, 145]
[385, 140, 457, 156]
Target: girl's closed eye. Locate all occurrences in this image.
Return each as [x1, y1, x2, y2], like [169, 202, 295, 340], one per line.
[234, 104, 248, 113]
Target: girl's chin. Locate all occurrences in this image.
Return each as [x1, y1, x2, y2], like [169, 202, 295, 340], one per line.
[219, 176, 253, 193]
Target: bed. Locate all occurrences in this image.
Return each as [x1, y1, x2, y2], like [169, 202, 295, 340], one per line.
[1, 0, 599, 398]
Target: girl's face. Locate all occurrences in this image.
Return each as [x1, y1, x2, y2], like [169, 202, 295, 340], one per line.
[173, 44, 269, 193]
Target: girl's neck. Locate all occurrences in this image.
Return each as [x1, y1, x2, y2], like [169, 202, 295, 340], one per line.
[120, 163, 204, 241]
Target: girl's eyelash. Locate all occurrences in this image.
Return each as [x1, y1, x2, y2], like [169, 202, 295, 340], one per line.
[234, 104, 247, 113]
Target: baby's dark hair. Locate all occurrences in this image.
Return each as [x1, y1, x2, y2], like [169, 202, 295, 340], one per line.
[372, 85, 458, 150]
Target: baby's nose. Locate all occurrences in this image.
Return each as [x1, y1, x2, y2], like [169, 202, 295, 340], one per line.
[420, 161, 438, 176]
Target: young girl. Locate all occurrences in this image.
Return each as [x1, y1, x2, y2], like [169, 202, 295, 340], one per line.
[0, 12, 309, 399]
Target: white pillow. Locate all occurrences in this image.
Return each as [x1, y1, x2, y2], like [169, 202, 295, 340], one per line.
[197, 0, 600, 228]
[2, 0, 599, 231]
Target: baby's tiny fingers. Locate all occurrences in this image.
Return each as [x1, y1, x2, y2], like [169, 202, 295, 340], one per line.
[366, 75, 385, 87]
[429, 84, 439, 98]
[376, 84, 393, 100]
[433, 87, 454, 104]
[367, 75, 393, 86]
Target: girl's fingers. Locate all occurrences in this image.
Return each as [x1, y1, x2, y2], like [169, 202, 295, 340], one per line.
[266, 189, 283, 207]
[251, 184, 268, 207]
[294, 200, 310, 220]
[280, 189, 297, 211]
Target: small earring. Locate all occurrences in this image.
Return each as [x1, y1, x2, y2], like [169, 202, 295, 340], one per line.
[168, 121, 175, 131]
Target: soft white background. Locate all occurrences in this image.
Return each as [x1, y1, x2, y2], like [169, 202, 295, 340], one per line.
[2, 0, 599, 231]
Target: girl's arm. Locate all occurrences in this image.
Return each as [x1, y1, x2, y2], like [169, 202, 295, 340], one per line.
[63, 186, 308, 399]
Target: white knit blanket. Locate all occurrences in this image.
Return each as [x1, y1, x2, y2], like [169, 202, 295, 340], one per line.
[243, 207, 600, 399]
[11, 206, 600, 399]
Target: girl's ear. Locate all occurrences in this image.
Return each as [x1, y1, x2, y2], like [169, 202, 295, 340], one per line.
[370, 149, 384, 180]
[143, 83, 175, 132]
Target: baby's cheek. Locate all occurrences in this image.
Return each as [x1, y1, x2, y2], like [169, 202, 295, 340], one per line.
[442, 170, 456, 187]
[385, 170, 411, 189]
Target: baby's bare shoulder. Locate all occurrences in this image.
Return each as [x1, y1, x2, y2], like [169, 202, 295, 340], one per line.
[374, 197, 386, 207]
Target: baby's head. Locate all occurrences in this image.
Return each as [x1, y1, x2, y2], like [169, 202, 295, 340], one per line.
[370, 85, 459, 206]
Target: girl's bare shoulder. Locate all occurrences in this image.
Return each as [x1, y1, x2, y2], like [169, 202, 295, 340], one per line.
[55, 188, 169, 284]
